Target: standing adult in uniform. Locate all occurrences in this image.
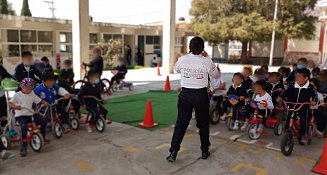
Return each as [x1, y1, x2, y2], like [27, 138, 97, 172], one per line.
[167, 37, 220, 162]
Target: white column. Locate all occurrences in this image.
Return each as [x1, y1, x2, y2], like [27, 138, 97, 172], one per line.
[72, 0, 90, 80]
[162, 0, 176, 74]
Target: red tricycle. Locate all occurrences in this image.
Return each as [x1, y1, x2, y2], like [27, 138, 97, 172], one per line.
[73, 65, 111, 94]
[1, 106, 45, 152]
[111, 70, 133, 92]
[246, 100, 283, 140]
[78, 96, 108, 132]
[280, 101, 313, 156]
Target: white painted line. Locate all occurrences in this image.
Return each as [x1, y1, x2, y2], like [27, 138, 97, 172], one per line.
[265, 142, 281, 152]
[237, 139, 257, 144]
[265, 142, 273, 147]
[210, 131, 220, 136]
[229, 135, 242, 141]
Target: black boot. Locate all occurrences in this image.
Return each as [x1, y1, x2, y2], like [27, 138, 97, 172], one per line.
[202, 151, 210, 159]
[20, 144, 27, 157]
[166, 151, 178, 163]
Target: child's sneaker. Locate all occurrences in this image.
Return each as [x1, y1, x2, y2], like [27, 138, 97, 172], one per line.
[44, 138, 51, 145]
[220, 113, 227, 121]
[1, 150, 9, 160]
[86, 125, 93, 133]
[316, 130, 323, 137]
[257, 124, 264, 133]
[63, 124, 71, 132]
[233, 120, 239, 130]
[20, 146, 27, 157]
[241, 122, 249, 131]
[301, 135, 308, 143]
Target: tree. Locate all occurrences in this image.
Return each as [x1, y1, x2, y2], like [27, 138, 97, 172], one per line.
[0, 0, 9, 14]
[190, 0, 317, 63]
[8, 3, 16, 15]
[21, 0, 32, 16]
[98, 39, 123, 70]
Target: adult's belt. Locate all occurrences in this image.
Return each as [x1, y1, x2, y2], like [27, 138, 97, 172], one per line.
[181, 87, 207, 92]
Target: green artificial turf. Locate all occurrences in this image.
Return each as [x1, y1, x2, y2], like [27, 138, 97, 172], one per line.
[103, 91, 179, 130]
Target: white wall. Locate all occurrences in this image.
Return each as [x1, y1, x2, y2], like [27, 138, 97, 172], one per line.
[251, 39, 284, 58]
[287, 23, 320, 53]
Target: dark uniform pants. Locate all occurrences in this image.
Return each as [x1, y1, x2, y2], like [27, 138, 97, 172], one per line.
[170, 87, 211, 152]
[0, 95, 8, 127]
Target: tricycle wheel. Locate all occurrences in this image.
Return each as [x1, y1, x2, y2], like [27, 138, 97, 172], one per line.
[112, 84, 118, 92]
[70, 117, 80, 131]
[101, 78, 111, 93]
[52, 122, 63, 139]
[210, 109, 220, 125]
[128, 85, 134, 91]
[247, 124, 261, 140]
[1, 134, 11, 150]
[226, 118, 234, 131]
[95, 117, 106, 132]
[280, 132, 294, 156]
[274, 123, 283, 136]
[73, 80, 86, 90]
[307, 125, 314, 145]
[30, 133, 44, 152]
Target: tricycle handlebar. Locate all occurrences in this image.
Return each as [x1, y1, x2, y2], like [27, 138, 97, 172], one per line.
[282, 101, 311, 112]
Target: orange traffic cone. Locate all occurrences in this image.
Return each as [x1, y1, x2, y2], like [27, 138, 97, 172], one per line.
[312, 138, 327, 175]
[139, 100, 158, 128]
[164, 76, 171, 92]
[157, 65, 161, 76]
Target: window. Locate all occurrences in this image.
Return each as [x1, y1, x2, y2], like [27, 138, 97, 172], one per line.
[3, 45, 20, 57]
[154, 36, 160, 45]
[7, 30, 19, 42]
[146, 36, 154, 44]
[60, 45, 72, 53]
[113, 34, 122, 40]
[20, 30, 36, 42]
[90, 33, 98, 44]
[103, 34, 113, 42]
[38, 31, 53, 43]
[2, 29, 54, 57]
[146, 36, 160, 45]
[21, 45, 37, 52]
[59, 32, 72, 53]
[59, 32, 72, 43]
[103, 34, 122, 42]
[38, 45, 53, 53]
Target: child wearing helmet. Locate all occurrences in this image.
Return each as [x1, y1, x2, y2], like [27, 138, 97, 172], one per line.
[8, 78, 49, 157]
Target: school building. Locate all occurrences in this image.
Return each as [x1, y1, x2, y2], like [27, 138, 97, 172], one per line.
[0, 14, 190, 74]
[1, 9, 327, 74]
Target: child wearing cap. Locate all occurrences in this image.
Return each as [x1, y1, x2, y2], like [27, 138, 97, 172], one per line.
[8, 78, 49, 157]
